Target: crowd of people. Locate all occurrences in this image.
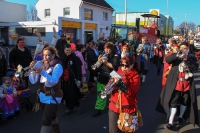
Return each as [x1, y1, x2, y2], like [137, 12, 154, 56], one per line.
[0, 31, 199, 133]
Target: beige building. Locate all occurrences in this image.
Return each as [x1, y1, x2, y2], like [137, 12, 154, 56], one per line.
[196, 25, 200, 33]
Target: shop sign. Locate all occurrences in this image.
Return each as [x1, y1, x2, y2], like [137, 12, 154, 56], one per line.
[9, 34, 18, 38]
[85, 23, 97, 29]
[62, 21, 81, 28]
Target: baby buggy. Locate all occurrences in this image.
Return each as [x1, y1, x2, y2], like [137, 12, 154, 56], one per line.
[6, 65, 33, 111]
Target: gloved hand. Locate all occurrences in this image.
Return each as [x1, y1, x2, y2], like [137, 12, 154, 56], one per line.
[115, 79, 128, 92]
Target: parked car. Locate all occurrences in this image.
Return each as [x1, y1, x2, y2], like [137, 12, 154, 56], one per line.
[0, 37, 6, 46]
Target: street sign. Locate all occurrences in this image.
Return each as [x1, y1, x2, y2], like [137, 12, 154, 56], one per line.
[58, 30, 62, 36]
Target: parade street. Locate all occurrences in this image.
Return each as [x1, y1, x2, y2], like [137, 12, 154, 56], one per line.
[0, 64, 200, 133]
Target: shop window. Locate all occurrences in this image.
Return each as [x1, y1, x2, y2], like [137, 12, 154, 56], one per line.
[16, 27, 46, 36]
[84, 8, 93, 20]
[103, 12, 108, 21]
[45, 9, 50, 17]
[64, 7, 70, 16]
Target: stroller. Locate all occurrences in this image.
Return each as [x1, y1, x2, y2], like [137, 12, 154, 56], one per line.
[6, 65, 33, 111]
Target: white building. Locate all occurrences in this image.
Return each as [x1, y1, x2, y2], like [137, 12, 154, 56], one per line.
[0, 0, 114, 46]
[36, 0, 114, 43]
[0, 1, 26, 44]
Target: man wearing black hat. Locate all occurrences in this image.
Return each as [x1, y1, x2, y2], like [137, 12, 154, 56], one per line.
[55, 34, 67, 59]
[156, 42, 199, 130]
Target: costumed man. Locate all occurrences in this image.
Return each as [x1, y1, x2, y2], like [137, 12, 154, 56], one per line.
[156, 42, 199, 130]
[92, 42, 120, 117]
[136, 37, 150, 85]
[161, 44, 179, 89]
[153, 39, 165, 75]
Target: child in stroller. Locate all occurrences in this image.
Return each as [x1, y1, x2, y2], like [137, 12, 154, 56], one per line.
[0, 76, 20, 119]
[6, 65, 33, 111]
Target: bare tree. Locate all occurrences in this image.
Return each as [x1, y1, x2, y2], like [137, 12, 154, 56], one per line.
[27, 5, 37, 21]
[178, 22, 196, 32]
[173, 28, 180, 35]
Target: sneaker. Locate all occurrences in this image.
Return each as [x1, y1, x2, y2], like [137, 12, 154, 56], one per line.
[62, 109, 72, 116]
[166, 123, 173, 130]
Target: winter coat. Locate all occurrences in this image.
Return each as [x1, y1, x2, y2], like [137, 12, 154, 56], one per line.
[97, 51, 120, 85]
[156, 53, 199, 126]
[86, 46, 98, 71]
[62, 53, 82, 101]
[109, 68, 140, 114]
[9, 45, 32, 68]
[136, 44, 150, 70]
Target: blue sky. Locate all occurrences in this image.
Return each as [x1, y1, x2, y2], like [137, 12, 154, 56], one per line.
[6, 0, 200, 28]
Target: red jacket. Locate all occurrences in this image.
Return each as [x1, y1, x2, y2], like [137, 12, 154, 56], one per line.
[161, 52, 172, 89]
[109, 68, 140, 114]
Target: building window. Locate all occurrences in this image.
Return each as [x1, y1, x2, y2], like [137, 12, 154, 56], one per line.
[16, 27, 46, 36]
[103, 12, 108, 21]
[45, 9, 50, 17]
[84, 8, 93, 20]
[63, 7, 70, 16]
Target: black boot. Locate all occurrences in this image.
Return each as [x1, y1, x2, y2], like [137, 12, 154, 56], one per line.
[166, 123, 173, 130]
[92, 109, 101, 117]
[178, 118, 183, 125]
[52, 124, 60, 133]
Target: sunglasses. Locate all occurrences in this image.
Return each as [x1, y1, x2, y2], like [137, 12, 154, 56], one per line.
[120, 64, 130, 68]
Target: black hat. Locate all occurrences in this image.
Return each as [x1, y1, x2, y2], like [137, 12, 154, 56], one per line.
[180, 41, 188, 47]
[60, 33, 66, 37]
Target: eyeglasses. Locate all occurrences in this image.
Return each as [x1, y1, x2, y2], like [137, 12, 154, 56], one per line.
[120, 64, 129, 68]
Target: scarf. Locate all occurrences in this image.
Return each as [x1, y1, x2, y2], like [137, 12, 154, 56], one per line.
[43, 58, 60, 70]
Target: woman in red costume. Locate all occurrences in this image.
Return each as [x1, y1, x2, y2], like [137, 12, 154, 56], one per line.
[108, 56, 140, 133]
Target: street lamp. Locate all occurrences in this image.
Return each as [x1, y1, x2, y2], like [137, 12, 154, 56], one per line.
[166, 0, 169, 36]
[185, 14, 188, 36]
[125, 0, 127, 25]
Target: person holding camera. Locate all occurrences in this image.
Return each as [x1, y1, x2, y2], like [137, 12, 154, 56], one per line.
[92, 42, 120, 117]
[154, 39, 165, 75]
[136, 37, 150, 85]
[156, 42, 199, 130]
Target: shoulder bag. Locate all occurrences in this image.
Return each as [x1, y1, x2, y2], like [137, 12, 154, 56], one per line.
[117, 90, 143, 133]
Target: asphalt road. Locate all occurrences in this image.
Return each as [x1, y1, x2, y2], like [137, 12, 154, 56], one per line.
[0, 62, 200, 133]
